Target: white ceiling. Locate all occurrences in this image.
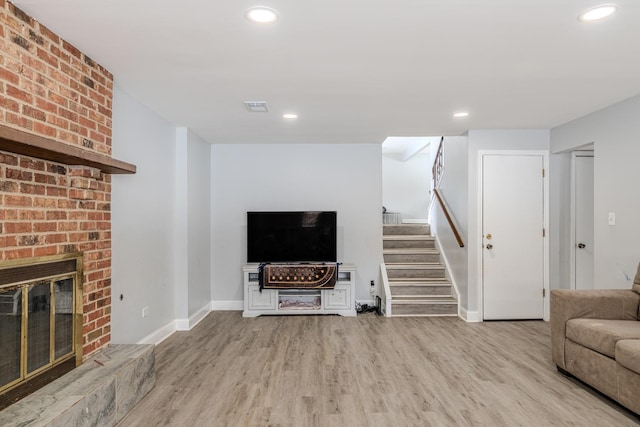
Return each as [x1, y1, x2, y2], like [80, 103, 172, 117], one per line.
[12, 0, 640, 144]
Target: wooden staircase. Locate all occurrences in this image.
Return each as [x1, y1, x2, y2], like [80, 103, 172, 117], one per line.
[383, 224, 458, 316]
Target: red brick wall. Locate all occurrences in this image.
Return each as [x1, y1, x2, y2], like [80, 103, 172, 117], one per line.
[0, 1, 113, 357]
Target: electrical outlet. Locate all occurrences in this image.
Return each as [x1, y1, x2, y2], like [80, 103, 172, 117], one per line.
[142, 306, 149, 318]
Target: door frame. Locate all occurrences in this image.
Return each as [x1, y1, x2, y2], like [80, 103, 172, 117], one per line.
[477, 150, 550, 321]
[570, 150, 594, 290]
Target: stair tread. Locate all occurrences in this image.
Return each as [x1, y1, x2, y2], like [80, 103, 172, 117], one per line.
[383, 235, 434, 240]
[383, 224, 430, 226]
[383, 224, 429, 228]
[388, 277, 448, 282]
[392, 295, 456, 299]
[385, 263, 444, 269]
[391, 294, 457, 304]
[383, 248, 439, 254]
[389, 282, 450, 287]
[392, 297, 458, 304]
[391, 314, 458, 317]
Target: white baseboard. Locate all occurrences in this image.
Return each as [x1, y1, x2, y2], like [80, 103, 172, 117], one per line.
[460, 307, 481, 322]
[176, 303, 213, 331]
[175, 319, 189, 331]
[137, 320, 177, 346]
[211, 300, 243, 311]
[188, 303, 212, 328]
[137, 303, 213, 345]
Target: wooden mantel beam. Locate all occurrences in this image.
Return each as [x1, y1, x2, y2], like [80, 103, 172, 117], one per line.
[0, 125, 136, 174]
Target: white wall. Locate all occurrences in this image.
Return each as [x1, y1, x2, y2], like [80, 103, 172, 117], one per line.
[551, 94, 640, 289]
[430, 136, 469, 316]
[549, 152, 571, 290]
[211, 144, 383, 304]
[466, 130, 550, 314]
[111, 85, 177, 344]
[112, 90, 212, 344]
[174, 129, 188, 320]
[382, 151, 431, 220]
[187, 130, 212, 315]
[174, 128, 212, 322]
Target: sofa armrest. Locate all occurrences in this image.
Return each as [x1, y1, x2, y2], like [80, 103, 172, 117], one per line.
[550, 289, 639, 369]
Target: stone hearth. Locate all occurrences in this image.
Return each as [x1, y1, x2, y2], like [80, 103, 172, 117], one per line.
[0, 344, 154, 426]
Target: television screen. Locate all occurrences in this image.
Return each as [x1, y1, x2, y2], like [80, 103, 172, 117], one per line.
[247, 211, 337, 263]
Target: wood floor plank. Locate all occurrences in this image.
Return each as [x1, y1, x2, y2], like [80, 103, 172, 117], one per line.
[117, 312, 639, 426]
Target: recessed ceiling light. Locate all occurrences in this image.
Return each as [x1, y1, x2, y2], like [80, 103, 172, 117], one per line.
[453, 112, 469, 118]
[245, 6, 279, 24]
[578, 4, 618, 22]
[283, 113, 298, 119]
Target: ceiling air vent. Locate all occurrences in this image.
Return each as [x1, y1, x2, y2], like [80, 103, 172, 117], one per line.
[244, 101, 268, 112]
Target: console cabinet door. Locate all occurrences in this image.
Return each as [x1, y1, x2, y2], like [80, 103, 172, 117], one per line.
[248, 285, 277, 310]
[324, 284, 351, 310]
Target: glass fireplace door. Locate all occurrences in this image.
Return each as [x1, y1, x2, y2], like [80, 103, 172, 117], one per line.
[0, 285, 23, 390]
[0, 274, 76, 391]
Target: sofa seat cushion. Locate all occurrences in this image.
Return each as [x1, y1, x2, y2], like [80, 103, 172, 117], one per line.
[566, 319, 640, 358]
[616, 339, 640, 375]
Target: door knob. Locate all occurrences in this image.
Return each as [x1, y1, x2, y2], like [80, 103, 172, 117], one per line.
[486, 243, 493, 249]
[578, 243, 586, 249]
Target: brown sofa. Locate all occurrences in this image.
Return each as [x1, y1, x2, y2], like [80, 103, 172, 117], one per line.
[551, 263, 640, 415]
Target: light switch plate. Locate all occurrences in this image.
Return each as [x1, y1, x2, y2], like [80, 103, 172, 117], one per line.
[608, 212, 616, 226]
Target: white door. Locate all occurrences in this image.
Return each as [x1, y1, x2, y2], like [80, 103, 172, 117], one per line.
[574, 154, 594, 289]
[482, 154, 545, 320]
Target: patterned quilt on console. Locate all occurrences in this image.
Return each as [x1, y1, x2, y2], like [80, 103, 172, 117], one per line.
[259, 263, 339, 290]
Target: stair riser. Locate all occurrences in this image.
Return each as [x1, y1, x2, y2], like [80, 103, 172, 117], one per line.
[383, 240, 435, 249]
[391, 303, 458, 316]
[387, 269, 445, 279]
[384, 253, 440, 263]
[390, 286, 451, 296]
[383, 225, 430, 235]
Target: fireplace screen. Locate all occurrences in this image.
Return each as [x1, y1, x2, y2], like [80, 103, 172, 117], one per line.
[0, 254, 82, 408]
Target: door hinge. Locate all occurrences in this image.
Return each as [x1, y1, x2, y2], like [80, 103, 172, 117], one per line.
[542, 228, 546, 237]
[542, 168, 545, 178]
[543, 288, 546, 298]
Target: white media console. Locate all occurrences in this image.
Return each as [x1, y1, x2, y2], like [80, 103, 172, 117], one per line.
[242, 264, 357, 317]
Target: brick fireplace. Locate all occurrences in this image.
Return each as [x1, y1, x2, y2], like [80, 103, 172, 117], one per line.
[0, 1, 127, 364]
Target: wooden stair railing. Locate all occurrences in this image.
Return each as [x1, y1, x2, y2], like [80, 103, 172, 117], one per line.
[431, 136, 464, 248]
[433, 189, 464, 248]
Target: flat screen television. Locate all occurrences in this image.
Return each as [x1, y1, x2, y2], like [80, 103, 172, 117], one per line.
[247, 211, 337, 263]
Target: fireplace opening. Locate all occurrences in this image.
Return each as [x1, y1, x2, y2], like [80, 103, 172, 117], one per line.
[0, 254, 83, 410]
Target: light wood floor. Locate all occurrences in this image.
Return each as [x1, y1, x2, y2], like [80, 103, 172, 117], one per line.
[117, 312, 639, 426]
